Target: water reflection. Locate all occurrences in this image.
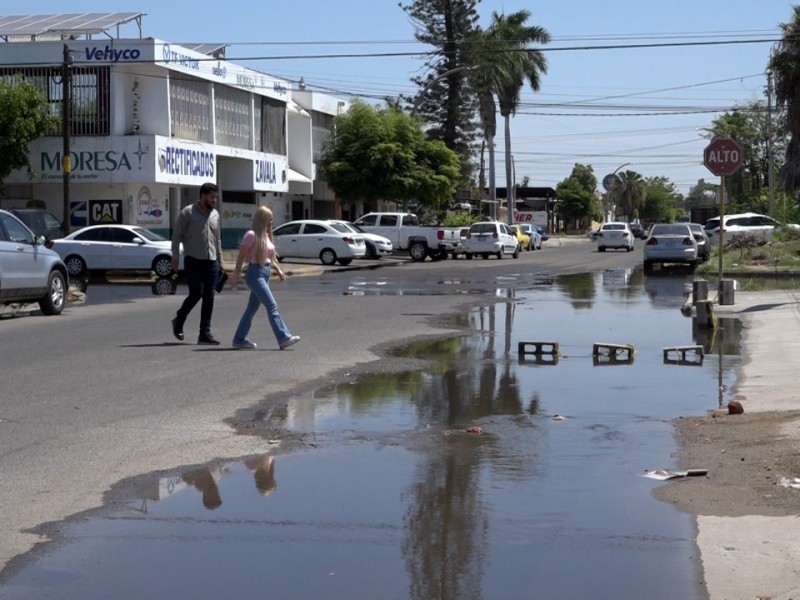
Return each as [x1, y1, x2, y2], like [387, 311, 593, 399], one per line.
[644, 272, 693, 308]
[555, 272, 596, 309]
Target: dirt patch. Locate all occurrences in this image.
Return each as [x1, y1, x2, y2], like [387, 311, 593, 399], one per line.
[653, 409, 800, 516]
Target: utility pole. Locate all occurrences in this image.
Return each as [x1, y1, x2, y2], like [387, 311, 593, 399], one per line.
[61, 44, 72, 236]
[766, 70, 776, 218]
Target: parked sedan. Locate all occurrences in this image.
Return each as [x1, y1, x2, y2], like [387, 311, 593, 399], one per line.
[331, 220, 393, 259]
[51, 225, 182, 277]
[643, 223, 699, 271]
[629, 222, 647, 239]
[272, 219, 367, 265]
[463, 221, 520, 259]
[596, 222, 634, 252]
[0, 209, 67, 315]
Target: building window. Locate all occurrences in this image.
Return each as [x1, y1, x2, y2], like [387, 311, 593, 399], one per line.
[259, 97, 286, 155]
[214, 85, 251, 149]
[311, 112, 334, 163]
[169, 74, 212, 143]
[0, 66, 110, 136]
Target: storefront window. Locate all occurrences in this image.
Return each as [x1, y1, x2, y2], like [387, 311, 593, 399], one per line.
[260, 97, 286, 155]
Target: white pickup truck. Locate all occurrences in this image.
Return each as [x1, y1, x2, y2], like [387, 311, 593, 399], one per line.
[353, 212, 463, 262]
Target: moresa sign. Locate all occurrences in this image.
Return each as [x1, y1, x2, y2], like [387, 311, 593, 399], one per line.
[703, 137, 743, 177]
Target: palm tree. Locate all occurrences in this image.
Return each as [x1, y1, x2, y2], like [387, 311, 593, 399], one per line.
[469, 12, 549, 222]
[617, 170, 646, 220]
[479, 11, 550, 224]
[769, 5, 800, 198]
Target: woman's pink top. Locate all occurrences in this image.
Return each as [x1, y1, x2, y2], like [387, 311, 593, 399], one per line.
[240, 230, 275, 265]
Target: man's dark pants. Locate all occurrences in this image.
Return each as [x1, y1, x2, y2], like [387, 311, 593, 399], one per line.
[175, 256, 219, 335]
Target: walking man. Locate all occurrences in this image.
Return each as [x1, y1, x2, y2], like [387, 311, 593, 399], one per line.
[171, 182, 223, 345]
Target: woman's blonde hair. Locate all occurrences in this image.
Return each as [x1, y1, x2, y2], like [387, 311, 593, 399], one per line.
[251, 206, 274, 264]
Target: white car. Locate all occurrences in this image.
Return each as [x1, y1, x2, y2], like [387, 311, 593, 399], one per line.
[704, 212, 800, 244]
[331, 220, 393, 259]
[596, 222, 634, 252]
[463, 221, 520, 259]
[643, 223, 698, 270]
[51, 224, 182, 277]
[272, 219, 367, 266]
[0, 209, 67, 315]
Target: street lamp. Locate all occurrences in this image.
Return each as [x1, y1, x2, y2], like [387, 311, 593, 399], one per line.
[603, 162, 631, 221]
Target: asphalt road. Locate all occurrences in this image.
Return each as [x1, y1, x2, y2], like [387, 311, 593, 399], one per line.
[0, 236, 641, 576]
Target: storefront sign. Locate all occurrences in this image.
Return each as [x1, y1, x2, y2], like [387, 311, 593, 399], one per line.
[155, 136, 216, 186]
[221, 202, 257, 229]
[70, 200, 123, 227]
[133, 186, 169, 227]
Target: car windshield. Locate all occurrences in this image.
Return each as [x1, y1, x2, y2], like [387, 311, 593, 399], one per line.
[348, 223, 366, 233]
[131, 227, 166, 241]
[651, 224, 690, 236]
[602, 224, 625, 230]
[704, 219, 720, 231]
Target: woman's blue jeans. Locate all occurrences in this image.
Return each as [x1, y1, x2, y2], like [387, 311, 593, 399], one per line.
[233, 265, 292, 345]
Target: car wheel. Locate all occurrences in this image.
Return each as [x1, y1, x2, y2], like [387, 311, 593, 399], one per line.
[320, 248, 337, 266]
[465, 253, 473, 260]
[153, 255, 173, 277]
[38, 270, 66, 315]
[598, 246, 606, 253]
[409, 241, 428, 262]
[65, 255, 87, 276]
[365, 243, 377, 260]
[482, 253, 489, 259]
[337, 258, 353, 266]
[496, 247, 504, 259]
[512, 244, 520, 259]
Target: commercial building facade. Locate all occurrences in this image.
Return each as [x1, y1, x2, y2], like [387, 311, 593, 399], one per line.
[0, 14, 347, 247]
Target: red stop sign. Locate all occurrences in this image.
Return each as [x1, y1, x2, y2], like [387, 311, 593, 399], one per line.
[704, 137, 743, 177]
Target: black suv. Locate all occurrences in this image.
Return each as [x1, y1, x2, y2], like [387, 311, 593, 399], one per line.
[9, 209, 63, 243]
[628, 222, 647, 239]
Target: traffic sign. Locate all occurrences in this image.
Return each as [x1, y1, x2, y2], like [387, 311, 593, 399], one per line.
[703, 137, 743, 177]
[602, 173, 621, 192]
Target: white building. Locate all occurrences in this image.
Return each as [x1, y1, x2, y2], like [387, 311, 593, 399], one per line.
[0, 12, 348, 247]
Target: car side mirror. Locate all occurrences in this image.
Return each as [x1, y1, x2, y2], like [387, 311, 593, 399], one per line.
[34, 235, 46, 246]
[133, 237, 144, 244]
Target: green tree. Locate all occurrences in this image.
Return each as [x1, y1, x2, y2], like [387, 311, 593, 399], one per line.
[769, 5, 800, 198]
[320, 100, 460, 212]
[0, 78, 57, 196]
[481, 10, 550, 225]
[555, 176, 598, 229]
[402, 0, 480, 183]
[640, 176, 682, 223]
[616, 170, 646, 220]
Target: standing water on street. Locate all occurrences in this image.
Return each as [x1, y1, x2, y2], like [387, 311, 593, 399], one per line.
[2, 269, 741, 599]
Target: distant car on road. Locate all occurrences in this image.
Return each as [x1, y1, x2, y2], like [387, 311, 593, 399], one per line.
[463, 221, 520, 260]
[0, 209, 67, 315]
[628, 222, 647, 239]
[272, 219, 367, 265]
[596, 222, 634, 252]
[688, 223, 710, 261]
[52, 224, 182, 277]
[643, 223, 699, 271]
[515, 223, 542, 249]
[510, 224, 533, 251]
[331, 220, 393, 259]
[533, 224, 549, 242]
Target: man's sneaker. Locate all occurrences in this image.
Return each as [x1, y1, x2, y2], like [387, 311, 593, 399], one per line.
[171, 318, 184, 341]
[198, 332, 220, 345]
[279, 335, 300, 350]
[232, 339, 257, 350]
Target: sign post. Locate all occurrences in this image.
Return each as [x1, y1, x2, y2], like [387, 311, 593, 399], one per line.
[703, 137, 743, 295]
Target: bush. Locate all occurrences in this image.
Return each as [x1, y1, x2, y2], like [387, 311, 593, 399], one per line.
[441, 213, 481, 227]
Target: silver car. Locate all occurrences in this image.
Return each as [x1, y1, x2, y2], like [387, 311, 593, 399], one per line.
[643, 223, 699, 270]
[0, 209, 68, 315]
[272, 219, 367, 265]
[51, 225, 182, 277]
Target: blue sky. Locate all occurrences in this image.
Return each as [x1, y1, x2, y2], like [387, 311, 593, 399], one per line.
[2, 0, 795, 194]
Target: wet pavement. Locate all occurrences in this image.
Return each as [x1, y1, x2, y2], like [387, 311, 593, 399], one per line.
[1, 268, 741, 599]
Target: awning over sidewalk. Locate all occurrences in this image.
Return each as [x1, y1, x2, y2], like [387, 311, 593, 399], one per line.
[287, 168, 312, 184]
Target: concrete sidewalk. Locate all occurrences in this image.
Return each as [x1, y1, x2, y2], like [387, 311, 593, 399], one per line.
[696, 289, 800, 599]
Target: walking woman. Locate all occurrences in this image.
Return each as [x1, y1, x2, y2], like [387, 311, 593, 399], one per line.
[229, 206, 300, 350]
